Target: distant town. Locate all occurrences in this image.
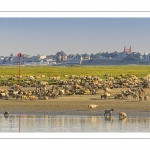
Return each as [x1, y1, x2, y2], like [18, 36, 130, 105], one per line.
[0, 46, 150, 66]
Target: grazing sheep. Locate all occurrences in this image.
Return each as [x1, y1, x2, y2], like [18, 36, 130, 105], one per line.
[41, 75, 45, 78]
[5, 93, 9, 100]
[122, 93, 129, 98]
[101, 94, 107, 99]
[103, 87, 111, 93]
[139, 95, 142, 101]
[88, 104, 98, 110]
[114, 94, 124, 99]
[29, 95, 36, 101]
[15, 94, 22, 100]
[132, 93, 138, 100]
[141, 88, 145, 94]
[91, 89, 97, 94]
[119, 112, 127, 118]
[104, 92, 111, 98]
[44, 96, 49, 100]
[0, 92, 6, 98]
[21, 95, 28, 100]
[104, 109, 114, 117]
[59, 90, 65, 96]
[144, 96, 147, 101]
[4, 111, 9, 118]
[52, 93, 59, 99]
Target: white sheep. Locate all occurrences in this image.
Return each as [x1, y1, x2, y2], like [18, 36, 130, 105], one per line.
[88, 104, 98, 110]
[119, 112, 127, 118]
[104, 109, 114, 116]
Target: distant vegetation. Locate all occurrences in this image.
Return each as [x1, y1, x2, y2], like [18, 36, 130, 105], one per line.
[0, 65, 150, 85]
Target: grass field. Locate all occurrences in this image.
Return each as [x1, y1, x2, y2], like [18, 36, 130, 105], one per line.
[0, 65, 150, 85]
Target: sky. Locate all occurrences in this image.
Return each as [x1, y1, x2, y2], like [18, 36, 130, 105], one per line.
[0, 18, 150, 56]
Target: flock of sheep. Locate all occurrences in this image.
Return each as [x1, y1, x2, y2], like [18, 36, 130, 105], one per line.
[1, 73, 150, 119]
[0, 73, 149, 101]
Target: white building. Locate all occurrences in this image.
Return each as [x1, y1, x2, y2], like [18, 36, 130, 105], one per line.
[67, 54, 83, 64]
[0, 56, 4, 64]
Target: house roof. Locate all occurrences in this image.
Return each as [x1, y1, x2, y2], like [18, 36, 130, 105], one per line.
[124, 49, 131, 53]
[56, 51, 67, 56]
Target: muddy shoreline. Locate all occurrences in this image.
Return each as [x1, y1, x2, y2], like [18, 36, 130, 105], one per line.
[0, 87, 150, 118]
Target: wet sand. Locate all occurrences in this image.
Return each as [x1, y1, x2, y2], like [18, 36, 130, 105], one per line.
[0, 87, 150, 117]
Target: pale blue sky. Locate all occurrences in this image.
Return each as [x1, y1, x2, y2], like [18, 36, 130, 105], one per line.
[0, 18, 150, 56]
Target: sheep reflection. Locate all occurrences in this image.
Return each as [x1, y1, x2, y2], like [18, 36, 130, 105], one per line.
[119, 118, 127, 123]
[104, 116, 113, 122]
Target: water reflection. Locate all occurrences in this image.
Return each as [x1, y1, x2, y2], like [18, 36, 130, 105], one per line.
[119, 118, 127, 123]
[0, 115, 150, 132]
[104, 116, 114, 122]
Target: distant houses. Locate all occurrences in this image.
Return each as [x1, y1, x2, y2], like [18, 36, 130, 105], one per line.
[0, 56, 4, 64]
[1, 47, 150, 65]
[56, 51, 67, 62]
[117, 46, 132, 59]
[67, 54, 83, 64]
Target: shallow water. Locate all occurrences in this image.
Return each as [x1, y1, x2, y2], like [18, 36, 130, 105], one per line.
[0, 115, 150, 132]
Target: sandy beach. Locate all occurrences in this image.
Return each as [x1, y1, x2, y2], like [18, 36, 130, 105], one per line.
[0, 86, 150, 117]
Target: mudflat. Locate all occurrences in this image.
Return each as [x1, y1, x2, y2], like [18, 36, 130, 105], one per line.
[0, 86, 150, 117]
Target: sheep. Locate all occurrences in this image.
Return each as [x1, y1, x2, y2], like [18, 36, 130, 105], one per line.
[119, 112, 127, 118]
[1, 81, 9, 86]
[29, 95, 37, 101]
[21, 95, 28, 100]
[139, 95, 142, 101]
[122, 93, 129, 98]
[104, 109, 114, 117]
[91, 89, 97, 94]
[15, 94, 22, 100]
[5, 93, 9, 100]
[88, 104, 98, 110]
[114, 94, 124, 99]
[144, 96, 147, 101]
[140, 88, 145, 94]
[104, 91, 111, 97]
[103, 87, 111, 93]
[44, 96, 49, 100]
[101, 94, 107, 99]
[41, 75, 45, 78]
[0, 92, 6, 98]
[59, 90, 65, 96]
[52, 93, 59, 99]
[132, 93, 138, 100]
[4, 111, 9, 118]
